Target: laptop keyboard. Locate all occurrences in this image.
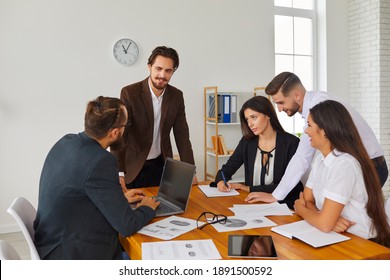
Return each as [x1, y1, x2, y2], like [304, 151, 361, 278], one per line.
[155, 198, 179, 214]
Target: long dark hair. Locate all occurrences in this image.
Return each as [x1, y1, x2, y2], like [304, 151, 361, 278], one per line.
[239, 95, 285, 140]
[310, 100, 390, 247]
[84, 96, 126, 139]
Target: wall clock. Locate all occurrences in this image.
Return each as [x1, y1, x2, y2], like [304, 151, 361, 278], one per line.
[113, 38, 139, 66]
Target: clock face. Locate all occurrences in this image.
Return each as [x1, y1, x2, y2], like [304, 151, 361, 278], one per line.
[113, 38, 139, 66]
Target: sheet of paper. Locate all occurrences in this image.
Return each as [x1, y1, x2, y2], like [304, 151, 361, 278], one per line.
[198, 184, 239, 197]
[229, 202, 294, 216]
[138, 216, 202, 240]
[211, 215, 276, 232]
[142, 239, 222, 260]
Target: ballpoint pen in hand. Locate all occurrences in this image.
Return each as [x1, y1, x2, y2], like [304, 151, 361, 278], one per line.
[221, 170, 230, 191]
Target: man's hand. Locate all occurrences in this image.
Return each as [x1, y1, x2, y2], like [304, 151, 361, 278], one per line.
[124, 189, 145, 204]
[333, 216, 355, 233]
[137, 196, 160, 210]
[245, 192, 277, 203]
[192, 175, 198, 185]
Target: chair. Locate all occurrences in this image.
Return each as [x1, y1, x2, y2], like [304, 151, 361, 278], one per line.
[0, 240, 21, 260]
[7, 197, 40, 260]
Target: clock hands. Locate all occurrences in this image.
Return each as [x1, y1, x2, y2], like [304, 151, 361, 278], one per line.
[121, 42, 132, 54]
[122, 44, 127, 54]
[126, 41, 132, 52]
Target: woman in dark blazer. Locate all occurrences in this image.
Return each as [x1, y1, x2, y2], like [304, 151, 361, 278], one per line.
[214, 96, 303, 208]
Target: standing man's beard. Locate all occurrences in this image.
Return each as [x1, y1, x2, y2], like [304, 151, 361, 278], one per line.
[285, 101, 300, 116]
[151, 77, 168, 90]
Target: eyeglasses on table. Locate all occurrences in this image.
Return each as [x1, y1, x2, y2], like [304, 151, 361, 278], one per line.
[196, 211, 227, 230]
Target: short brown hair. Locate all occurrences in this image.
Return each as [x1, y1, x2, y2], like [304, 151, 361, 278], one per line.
[84, 96, 126, 139]
[147, 46, 179, 71]
[265, 72, 302, 96]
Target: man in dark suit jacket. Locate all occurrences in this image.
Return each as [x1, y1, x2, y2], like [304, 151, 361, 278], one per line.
[111, 46, 197, 189]
[33, 96, 159, 260]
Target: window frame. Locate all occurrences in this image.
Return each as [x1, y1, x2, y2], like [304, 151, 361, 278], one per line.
[273, 3, 317, 134]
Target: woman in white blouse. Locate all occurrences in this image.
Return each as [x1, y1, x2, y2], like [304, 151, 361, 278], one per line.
[294, 100, 390, 247]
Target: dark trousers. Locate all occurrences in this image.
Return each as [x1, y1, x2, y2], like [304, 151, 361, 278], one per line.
[126, 155, 164, 188]
[372, 156, 388, 187]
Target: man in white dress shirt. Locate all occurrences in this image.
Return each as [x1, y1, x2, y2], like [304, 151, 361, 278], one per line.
[246, 71, 388, 204]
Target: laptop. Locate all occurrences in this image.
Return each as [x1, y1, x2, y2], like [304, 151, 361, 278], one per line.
[154, 158, 196, 217]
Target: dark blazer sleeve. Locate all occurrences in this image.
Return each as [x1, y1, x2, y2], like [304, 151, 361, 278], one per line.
[214, 137, 254, 185]
[86, 153, 155, 237]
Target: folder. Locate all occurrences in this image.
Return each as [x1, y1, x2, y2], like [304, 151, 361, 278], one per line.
[222, 95, 231, 123]
[230, 95, 237, 123]
[208, 95, 215, 118]
[217, 94, 223, 123]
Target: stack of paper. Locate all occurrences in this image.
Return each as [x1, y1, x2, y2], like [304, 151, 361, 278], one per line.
[211, 215, 276, 232]
[229, 202, 294, 216]
[142, 239, 222, 260]
[138, 216, 201, 240]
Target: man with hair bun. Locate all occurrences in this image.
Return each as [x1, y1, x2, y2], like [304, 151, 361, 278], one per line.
[34, 96, 159, 260]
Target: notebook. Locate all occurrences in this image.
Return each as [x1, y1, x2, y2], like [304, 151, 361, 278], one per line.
[271, 220, 350, 248]
[154, 158, 196, 217]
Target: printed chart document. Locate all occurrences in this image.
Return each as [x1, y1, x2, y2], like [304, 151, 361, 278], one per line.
[271, 220, 351, 248]
[142, 239, 222, 260]
[138, 216, 201, 240]
[211, 215, 276, 232]
[198, 184, 239, 197]
[229, 202, 294, 216]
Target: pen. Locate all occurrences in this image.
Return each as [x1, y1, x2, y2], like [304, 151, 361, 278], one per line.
[221, 170, 230, 191]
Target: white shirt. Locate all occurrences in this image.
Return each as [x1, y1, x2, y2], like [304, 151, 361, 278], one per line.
[272, 91, 384, 200]
[253, 148, 275, 186]
[147, 79, 165, 160]
[306, 150, 375, 239]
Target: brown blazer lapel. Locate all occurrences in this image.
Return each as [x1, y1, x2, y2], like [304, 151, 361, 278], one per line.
[141, 79, 154, 126]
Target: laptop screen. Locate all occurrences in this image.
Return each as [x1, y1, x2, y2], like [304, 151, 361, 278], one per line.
[157, 158, 196, 209]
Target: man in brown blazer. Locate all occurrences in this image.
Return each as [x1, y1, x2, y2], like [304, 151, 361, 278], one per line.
[112, 46, 197, 189]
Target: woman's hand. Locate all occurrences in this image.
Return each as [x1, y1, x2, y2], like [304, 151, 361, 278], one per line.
[293, 192, 306, 215]
[333, 216, 355, 233]
[230, 183, 249, 192]
[217, 180, 231, 192]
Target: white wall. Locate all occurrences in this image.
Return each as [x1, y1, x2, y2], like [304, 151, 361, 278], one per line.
[0, 0, 350, 233]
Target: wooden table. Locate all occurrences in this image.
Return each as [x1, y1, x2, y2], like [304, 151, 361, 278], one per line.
[120, 185, 390, 260]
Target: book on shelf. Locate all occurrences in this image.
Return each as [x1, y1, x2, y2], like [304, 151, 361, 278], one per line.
[271, 220, 351, 248]
[211, 135, 220, 155]
[211, 135, 229, 155]
[219, 135, 228, 155]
